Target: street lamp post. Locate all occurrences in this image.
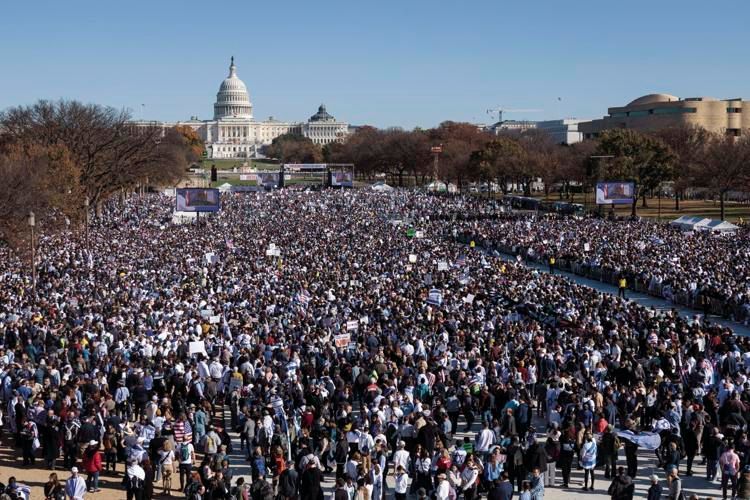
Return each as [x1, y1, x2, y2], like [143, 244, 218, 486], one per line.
[84, 196, 90, 250]
[28, 211, 36, 293]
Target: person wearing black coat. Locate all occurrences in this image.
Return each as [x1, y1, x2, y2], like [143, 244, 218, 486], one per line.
[299, 463, 324, 500]
[646, 475, 663, 500]
[682, 426, 699, 476]
[334, 435, 348, 481]
[278, 463, 299, 500]
[607, 467, 634, 500]
[417, 421, 437, 456]
[524, 441, 548, 482]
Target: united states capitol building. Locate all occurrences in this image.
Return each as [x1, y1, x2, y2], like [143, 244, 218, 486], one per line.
[135, 58, 350, 158]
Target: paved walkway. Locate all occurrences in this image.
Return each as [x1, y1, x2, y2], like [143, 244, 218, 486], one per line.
[491, 250, 750, 337]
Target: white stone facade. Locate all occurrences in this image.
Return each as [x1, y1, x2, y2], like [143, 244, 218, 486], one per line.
[134, 58, 349, 159]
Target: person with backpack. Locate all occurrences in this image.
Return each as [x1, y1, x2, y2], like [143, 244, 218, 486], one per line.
[62, 415, 81, 469]
[249, 470, 274, 500]
[178, 440, 195, 492]
[720, 442, 740, 500]
[230, 477, 249, 500]
[607, 466, 634, 500]
[123, 458, 146, 500]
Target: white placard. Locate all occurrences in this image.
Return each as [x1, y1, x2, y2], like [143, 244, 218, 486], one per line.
[205, 252, 218, 265]
[209, 315, 221, 324]
[189, 341, 207, 356]
[437, 261, 448, 271]
[416, 231, 424, 239]
[346, 320, 359, 331]
[584, 243, 590, 252]
[409, 254, 417, 263]
[463, 294, 475, 304]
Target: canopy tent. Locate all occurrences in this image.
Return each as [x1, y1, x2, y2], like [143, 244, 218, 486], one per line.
[426, 181, 458, 193]
[670, 215, 739, 233]
[697, 219, 740, 233]
[371, 182, 394, 192]
[670, 216, 710, 231]
[217, 183, 234, 193]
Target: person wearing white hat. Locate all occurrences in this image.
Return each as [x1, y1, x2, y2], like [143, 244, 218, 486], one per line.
[65, 467, 87, 500]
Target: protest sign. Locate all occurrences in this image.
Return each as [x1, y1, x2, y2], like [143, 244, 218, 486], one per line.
[346, 320, 359, 331]
[189, 341, 207, 356]
[438, 261, 448, 271]
[427, 288, 443, 306]
[334, 333, 351, 348]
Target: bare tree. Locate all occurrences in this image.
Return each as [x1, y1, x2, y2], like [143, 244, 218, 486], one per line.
[654, 124, 712, 210]
[0, 100, 188, 210]
[696, 134, 750, 220]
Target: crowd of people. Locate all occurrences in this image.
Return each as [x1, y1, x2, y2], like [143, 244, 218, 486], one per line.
[0, 189, 747, 500]
[453, 211, 750, 322]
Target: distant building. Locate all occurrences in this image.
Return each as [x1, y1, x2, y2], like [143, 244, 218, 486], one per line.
[133, 58, 349, 158]
[535, 119, 586, 144]
[580, 93, 749, 139]
[485, 119, 538, 135]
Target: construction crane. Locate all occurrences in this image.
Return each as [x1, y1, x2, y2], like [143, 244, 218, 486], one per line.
[486, 106, 542, 123]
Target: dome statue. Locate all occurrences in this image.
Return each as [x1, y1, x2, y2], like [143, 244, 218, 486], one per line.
[213, 57, 253, 119]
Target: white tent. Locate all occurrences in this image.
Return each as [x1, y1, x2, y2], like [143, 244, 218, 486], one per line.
[218, 183, 233, 193]
[670, 216, 710, 231]
[670, 215, 739, 233]
[371, 183, 394, 192]
[696, 219, 740, 233]
[426, 181, 458, 193]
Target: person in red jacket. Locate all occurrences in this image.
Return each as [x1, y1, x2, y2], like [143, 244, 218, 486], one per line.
[82, 440, 103, 493]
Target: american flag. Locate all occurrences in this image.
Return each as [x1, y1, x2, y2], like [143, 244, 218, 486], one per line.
[455, 254, 466, 267]
[295, 290, 311, 307]
[174, 419, 193, 444]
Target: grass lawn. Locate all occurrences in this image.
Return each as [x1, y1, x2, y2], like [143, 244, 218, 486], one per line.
[538, 193, 750, 222]
[210, 179, 257, 187]
[200, 159, 279, 170]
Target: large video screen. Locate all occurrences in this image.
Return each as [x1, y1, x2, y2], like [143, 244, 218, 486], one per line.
[596, 182, 635, 205]
[257, 172, 280, 188]
[331, 171, 353, 187]
[175, 188, 221, 212]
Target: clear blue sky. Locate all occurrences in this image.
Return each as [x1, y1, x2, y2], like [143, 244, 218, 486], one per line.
[1, 0, 748, 129]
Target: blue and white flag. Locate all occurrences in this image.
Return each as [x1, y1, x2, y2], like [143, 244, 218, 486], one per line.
[426, 288, 443, 306]
[616, 430, 661, 450]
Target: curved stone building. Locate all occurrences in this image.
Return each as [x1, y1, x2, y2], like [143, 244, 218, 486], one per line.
[580, 93, 749, 139]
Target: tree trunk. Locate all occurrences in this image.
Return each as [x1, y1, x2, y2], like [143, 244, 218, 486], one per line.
[641, 194, 648, 208]
[720, 191, 726, 221]
[675, 190, 680, 211]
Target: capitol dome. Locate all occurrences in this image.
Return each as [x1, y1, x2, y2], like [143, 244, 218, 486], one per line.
[213, 57, 253, 119]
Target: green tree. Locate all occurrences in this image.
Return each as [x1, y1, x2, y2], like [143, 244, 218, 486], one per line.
[595, 129, 676, 216]
[471, 136, 524, 194]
